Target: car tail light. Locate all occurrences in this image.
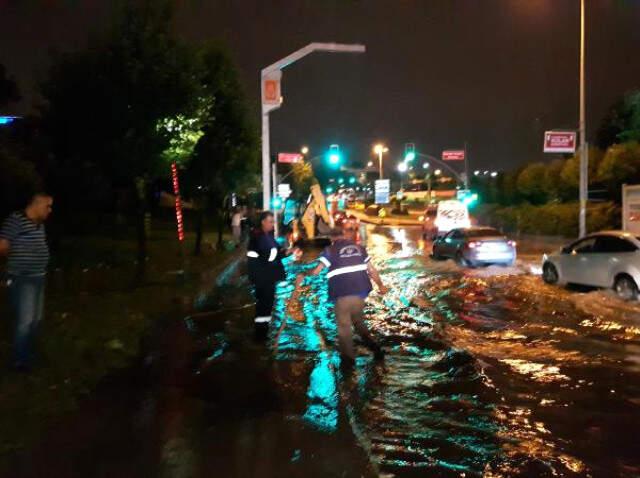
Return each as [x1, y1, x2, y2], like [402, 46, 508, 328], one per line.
[508, 240, 517, 247]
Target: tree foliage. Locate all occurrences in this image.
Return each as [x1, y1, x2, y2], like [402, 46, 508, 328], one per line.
[187, 44, 258, 206]
[597, 90, 640, 148]
[516, 162, 547, 204]
[0, 64, 20, 109]
[40, 0, 201, 189]
[597, 141, 640, 200]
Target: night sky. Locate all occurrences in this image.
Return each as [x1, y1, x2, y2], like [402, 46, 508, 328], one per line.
[1, 0, 639, 174]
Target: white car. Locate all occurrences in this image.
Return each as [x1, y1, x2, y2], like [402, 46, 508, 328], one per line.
[542, 231, 640, 300]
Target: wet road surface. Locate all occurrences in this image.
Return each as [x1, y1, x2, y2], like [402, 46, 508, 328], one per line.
[8, 225, 640, 477]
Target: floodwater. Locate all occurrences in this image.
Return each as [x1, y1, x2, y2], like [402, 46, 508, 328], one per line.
[8, 225, 640, 477]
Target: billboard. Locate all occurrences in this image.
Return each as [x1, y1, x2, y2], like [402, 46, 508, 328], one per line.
[544, 131, 577, 153]
[442, 150, 465, 161]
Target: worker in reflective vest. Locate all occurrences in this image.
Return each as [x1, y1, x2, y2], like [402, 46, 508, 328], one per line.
[296, 224, 388, 365]
[247, 211, 300, 338]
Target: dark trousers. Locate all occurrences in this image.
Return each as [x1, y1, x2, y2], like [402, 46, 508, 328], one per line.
[253, 280, 277, 338]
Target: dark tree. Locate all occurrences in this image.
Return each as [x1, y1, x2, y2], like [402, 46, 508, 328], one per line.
[0, 64, 20, 109]
[186, 45, 259, 255]
[40, 0, 201, 265]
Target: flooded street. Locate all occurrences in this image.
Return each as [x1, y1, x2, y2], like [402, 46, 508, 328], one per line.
[9, 225, 640, 478]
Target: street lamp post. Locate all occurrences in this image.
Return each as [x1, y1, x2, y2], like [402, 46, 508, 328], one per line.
[373, 144, 388, 179]
[578, 0, 588, 237]
[260, 43, 366, 210]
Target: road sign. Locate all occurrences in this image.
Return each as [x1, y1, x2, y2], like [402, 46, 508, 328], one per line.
[277, 183, 292, 199]
[544, 131, 577, 153]
[375, 179, 390, 204]
[277, 152, 303, 164]
[442, 150, 465, 161]
[262, 70, 282, 112]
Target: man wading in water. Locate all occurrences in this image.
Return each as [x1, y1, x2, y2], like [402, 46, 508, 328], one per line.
[296, 224, 388, 366]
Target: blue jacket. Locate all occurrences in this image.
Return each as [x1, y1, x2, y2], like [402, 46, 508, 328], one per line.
[247, 230, 286, 285]
[320, 239, 372, 301]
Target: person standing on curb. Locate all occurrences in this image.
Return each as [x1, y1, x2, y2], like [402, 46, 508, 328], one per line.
[247, 211, 300, 339]
[295, 224, 388, 366]
[231, 207, 244, 246]
[0, 192, 53, 372]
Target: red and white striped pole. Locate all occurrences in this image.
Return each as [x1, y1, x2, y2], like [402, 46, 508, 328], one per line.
[170, 163, 185, 242]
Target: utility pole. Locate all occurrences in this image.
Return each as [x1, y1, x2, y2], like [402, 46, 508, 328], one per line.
[578, 0, 588, 237]
[260, 43, 366, 210]
[464, 142, 470, 190]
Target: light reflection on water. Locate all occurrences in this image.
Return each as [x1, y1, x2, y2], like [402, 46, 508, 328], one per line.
[263, 226, 640, 476]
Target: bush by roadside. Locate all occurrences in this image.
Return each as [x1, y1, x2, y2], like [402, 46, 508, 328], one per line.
[475, 201, 621, 237]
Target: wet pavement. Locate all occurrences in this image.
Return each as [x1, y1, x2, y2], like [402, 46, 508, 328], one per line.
[7, 225, 640, 477]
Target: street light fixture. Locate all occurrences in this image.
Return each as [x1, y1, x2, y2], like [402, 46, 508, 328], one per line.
[397, 162, 408, 173]
[434, 169, 442, 176]
[367, 161, 374, 168]
[423, 162, 430, 169]
[491, 171, 498, 178]
[301, 146, 309, 155]
[260, 42, 366, 209]
[373, 143, 389, 180]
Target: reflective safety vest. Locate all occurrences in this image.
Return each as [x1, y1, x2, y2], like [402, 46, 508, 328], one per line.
[320, 239, 372, 301]
[247, 230, 286, 285]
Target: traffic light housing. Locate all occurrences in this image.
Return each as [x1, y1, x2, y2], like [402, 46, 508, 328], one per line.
[457, 189, 479, 207]
[404, 143, 416, 162]
[328, 144, 341, 167]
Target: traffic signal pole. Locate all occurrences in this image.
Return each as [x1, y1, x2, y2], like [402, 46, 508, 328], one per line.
[260, 43, 366, 210]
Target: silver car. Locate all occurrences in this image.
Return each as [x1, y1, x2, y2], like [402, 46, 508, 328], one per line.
[432, 227, 517, 267]
[542, 231, 640, 300]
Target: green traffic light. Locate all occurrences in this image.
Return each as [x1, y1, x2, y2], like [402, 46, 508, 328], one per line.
[326, 186, 334, 193]
[338, 177, 345, 184]
[404, 152, 416, 162]
[328, 144, 341, 168]
[349, 177, 356, 184]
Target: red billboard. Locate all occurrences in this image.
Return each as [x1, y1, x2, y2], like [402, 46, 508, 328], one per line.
[278, 152, 303, 164]
[442, 150, 465, 161]
[544, 131, 577, 153]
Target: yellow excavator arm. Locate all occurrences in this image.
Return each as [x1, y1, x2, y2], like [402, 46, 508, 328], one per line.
[299, 184, 334, 239]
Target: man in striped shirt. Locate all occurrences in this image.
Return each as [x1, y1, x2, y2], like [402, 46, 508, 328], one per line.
[0, 192, 53, 371]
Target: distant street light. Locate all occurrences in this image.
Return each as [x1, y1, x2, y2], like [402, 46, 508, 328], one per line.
[423, 162, 430, 169]
[367, 161, 374, 167]
[474, 170, 480, 176]
[397, 162, 408, 173]
[491, 171, 498, 177]
[301, 146, 309, 155]
[434, 169, 442, 176]
[373, 143, 389, 179]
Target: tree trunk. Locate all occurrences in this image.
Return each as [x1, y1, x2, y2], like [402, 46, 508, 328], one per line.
[216, 208, 225, 250]
[193, 206, 204, 256]
[134, 177, 148, 282]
